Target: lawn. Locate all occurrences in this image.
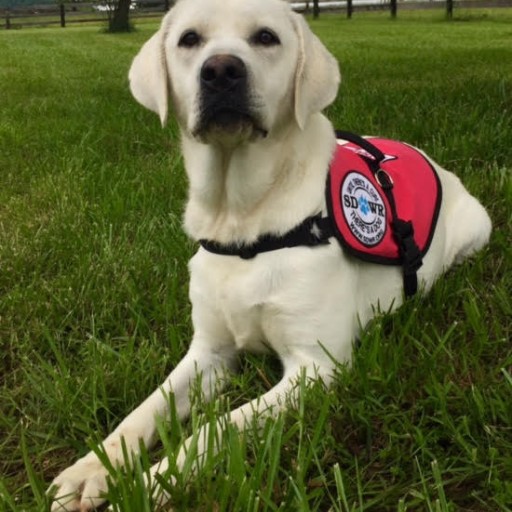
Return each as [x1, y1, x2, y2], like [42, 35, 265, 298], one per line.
[0, 8, 511, 512]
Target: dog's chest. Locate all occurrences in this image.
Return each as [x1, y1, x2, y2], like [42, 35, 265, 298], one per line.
[189, 248, 338, 353]
[189, 251, 277, 351]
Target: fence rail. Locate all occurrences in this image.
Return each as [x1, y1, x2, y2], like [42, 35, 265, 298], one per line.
[1, 0, 511, 29]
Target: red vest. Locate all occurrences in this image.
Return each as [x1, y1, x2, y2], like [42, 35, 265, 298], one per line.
[326, 133, 442, 291]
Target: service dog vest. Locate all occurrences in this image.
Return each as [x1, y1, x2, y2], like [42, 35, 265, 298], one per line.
[327, 131, 442, 270]
[200, 131, 442, 297]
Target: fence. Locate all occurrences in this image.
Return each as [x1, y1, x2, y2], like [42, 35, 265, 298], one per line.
[1, 1, 170, 29]
[1, 0, 511, 29]
[293, 0, 512, 18]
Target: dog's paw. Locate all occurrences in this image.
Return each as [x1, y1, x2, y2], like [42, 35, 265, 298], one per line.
[48, 453, 109, 512]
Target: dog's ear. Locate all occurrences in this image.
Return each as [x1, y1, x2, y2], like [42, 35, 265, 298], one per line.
[292, 13, 341, 130]
[129, 15, 171, 126]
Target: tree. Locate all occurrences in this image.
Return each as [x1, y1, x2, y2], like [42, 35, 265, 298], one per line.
[313, 0, 319, 19]
[446, 0, 454, 19]
[390, 0, 397, 18]
[105, 0, 132, 33]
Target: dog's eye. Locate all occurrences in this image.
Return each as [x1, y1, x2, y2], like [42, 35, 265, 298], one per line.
[178, 30, 201, 48]
[252, 28, 280, 47]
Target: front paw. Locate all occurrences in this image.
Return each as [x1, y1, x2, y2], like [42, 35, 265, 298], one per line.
[48, 453, 109, 512]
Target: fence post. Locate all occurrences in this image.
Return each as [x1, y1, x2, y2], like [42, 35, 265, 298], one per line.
[446, 0, 453, 19]
[6, 9, 10, 29]
[164, 0, 170, 11]
[60, 3, 65, 27]
[347, 0, 353, 19]
[390, 0, 397, 18]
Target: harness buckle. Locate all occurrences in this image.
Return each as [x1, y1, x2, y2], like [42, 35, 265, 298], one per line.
[392, 219, 423, 272]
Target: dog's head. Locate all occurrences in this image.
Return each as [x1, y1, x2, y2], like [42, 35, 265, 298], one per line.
[129, 0, 340, 144]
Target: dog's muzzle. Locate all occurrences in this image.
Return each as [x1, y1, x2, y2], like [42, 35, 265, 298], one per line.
[195, 54, 267, 140]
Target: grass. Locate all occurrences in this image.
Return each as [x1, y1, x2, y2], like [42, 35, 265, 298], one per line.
[1, 8, 511, 512]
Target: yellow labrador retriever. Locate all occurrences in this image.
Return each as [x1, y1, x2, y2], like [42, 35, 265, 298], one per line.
[49, 0, 492, 509]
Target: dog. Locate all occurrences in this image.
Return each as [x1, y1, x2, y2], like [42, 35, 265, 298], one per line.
[48, 0, 492, 509]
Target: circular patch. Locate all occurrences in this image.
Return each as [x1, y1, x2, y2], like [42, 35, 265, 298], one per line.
[340, 172, 387, 247]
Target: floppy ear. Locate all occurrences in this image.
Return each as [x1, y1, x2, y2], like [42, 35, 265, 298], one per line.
[128, 15, 171, 126]
[291, 13, 341, 130]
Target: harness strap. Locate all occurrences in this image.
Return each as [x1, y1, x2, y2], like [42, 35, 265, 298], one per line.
[199, 214, 332, 259]
[335, 130, 385, 162]
[391, 219, 423, 296]
[368, 158, 422, 296]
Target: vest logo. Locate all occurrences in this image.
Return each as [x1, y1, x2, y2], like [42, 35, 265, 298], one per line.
[340, 172, 387, 247]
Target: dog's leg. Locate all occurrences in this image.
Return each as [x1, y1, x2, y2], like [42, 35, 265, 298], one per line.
[49, 339, 237, 512]
[148, 358, 334, 507]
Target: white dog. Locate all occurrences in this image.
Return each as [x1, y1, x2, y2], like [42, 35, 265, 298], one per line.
[49, 0, 492, 509]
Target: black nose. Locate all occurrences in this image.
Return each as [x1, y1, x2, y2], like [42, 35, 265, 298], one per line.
[200, 55, 247, 93]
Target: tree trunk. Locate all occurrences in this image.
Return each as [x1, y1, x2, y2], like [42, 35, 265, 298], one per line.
[109, 0, 132, 33]
[446, 0, 454, 19]
[390, 0, 397, 19]
[313, 0, 319, 19]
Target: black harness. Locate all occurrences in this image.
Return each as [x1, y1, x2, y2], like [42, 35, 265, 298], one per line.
[200, 213, 331, 260]
[199, 131, 441, 298]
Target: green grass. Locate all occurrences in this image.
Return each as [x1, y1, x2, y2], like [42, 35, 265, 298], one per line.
[1, 8, 511, 512]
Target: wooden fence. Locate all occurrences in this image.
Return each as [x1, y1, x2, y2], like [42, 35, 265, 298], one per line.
[1, 0, 511, 29]
[1, 1, 170, 29]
